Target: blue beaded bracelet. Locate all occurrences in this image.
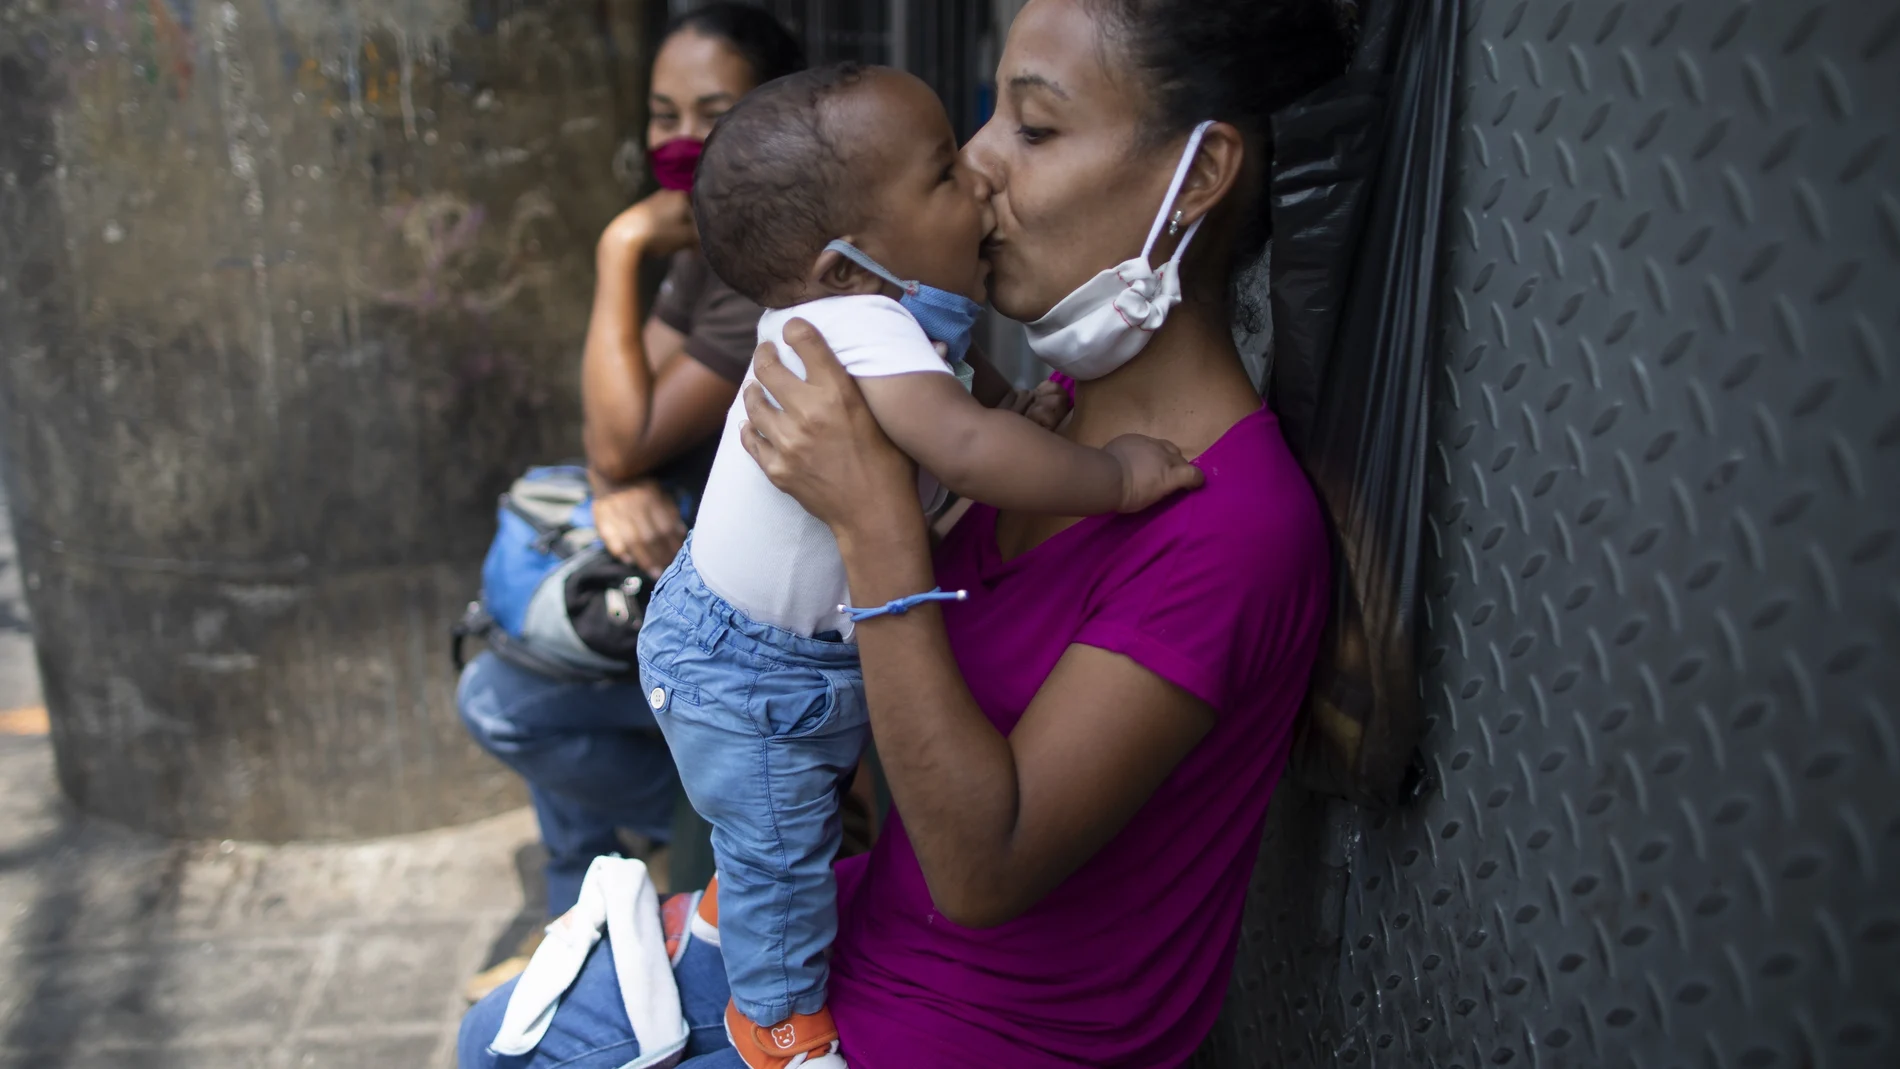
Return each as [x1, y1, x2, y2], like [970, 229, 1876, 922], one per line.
[837, 587, 969, 623]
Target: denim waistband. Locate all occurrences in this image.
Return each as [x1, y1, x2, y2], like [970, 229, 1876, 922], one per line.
[661, 537, 862, 672]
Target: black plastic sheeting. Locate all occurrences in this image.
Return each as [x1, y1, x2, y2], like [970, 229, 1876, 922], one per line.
[1269, 0, 1460, 807]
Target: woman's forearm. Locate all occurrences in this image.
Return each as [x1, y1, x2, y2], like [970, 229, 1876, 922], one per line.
[835, 512, 1033, 926]
[739, 321, 1210, 930]
[582, 236, 658, 484]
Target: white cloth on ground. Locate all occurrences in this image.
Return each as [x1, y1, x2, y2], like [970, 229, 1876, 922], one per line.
[490, 856, 689, 1068]
[688, 295, 954, 640]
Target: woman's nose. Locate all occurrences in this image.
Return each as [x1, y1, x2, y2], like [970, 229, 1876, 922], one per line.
[965, 160, 996, 203]
[961, 123, 1003, 200]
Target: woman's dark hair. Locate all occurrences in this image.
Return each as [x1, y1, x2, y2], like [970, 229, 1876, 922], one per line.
[1088, 0, 1355, 262]
[666, 3, 806, 88]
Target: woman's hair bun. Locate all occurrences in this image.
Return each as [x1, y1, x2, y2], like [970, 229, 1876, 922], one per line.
[1092, 0, 1354, 142]
[1089, 0, 1356, 262]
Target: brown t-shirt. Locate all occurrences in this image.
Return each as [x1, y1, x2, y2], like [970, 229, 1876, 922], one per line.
[645, 249, 762, 521]
[650, 249, 762, 385]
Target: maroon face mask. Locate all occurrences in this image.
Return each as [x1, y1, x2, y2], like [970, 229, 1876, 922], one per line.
[650, 138, 705, 192]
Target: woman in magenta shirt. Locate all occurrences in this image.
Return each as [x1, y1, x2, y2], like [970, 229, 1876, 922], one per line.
[460, 1, 1350, 1065]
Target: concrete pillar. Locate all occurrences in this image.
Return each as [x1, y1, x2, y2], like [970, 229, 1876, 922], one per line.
[0, 0, 651, 839]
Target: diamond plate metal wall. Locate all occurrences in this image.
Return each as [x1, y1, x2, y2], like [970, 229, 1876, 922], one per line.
[1200, 1, 1900, 1066]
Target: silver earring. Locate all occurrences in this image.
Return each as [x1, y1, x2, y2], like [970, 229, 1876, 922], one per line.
[1168, 210, 1184, 237]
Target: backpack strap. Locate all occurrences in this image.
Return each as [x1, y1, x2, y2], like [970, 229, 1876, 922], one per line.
[450, 601, 634, 684]
[487, 631, 632, 684]
[451, 601, 491, 674]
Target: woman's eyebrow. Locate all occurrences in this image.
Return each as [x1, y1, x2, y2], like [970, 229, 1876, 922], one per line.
[1008, 73, 1070, 100]
[695, 92, 737, 107]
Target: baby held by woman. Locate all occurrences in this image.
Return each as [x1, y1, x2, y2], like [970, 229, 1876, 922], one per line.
[636, 63, 1200, 1068]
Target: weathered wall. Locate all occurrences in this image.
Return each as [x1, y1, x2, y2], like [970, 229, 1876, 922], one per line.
[1200, 0, 1900, 1066]
[0, 0, 651, 839]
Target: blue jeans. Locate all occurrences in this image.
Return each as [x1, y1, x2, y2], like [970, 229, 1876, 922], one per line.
[637, 543, 867, 1026]
[458, 919, 746, 1069]
[459, 652, 680, 917]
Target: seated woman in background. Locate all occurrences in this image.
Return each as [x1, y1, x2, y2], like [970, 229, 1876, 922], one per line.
[459, 0, 1351, 1064]
[456, 2, 803, 1001]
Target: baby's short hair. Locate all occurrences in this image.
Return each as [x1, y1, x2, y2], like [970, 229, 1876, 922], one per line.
[692, 63, 871, 306]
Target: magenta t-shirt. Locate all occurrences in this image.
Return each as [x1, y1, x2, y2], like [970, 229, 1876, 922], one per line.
[828, 406, 1331, 1068]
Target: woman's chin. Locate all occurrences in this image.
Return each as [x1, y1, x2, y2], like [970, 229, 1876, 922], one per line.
[983, 278, 1049, 326]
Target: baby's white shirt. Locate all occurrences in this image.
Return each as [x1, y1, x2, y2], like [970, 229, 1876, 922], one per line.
[688, 295, 953, 639]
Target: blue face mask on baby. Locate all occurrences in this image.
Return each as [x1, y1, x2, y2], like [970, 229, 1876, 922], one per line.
[823, 240, 983, 368]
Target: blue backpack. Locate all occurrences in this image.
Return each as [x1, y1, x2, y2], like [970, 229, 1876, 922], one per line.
[452, 466, 654, 681]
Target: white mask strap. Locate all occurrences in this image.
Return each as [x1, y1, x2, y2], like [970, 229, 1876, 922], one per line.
[1139, 120, 1217, 263]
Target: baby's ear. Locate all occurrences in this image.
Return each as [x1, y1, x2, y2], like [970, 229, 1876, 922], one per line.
[809, 240, 886, 297]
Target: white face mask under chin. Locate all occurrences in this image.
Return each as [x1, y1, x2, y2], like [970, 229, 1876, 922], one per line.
[1023, 120, 1215, 381]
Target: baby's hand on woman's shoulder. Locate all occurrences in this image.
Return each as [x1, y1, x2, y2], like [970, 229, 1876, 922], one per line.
[1105, 434, 1205, 512]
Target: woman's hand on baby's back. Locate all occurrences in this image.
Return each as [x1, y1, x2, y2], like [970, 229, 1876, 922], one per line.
[993, 381, 1069, 430]
[1105, 434, 1204, 513]
[741, 320, 921, 543]
[1020, 380, 1071, 431]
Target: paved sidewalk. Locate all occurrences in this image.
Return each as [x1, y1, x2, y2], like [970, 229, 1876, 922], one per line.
[0, 486, 545, 1068]
[0, 733, 542, 1069]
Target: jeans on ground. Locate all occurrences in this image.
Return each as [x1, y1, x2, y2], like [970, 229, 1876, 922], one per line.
[458, 920, 745, 1069]
[638, 542, 866, 1027]
[458, 651, 680, 917]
